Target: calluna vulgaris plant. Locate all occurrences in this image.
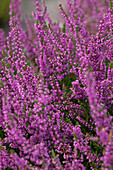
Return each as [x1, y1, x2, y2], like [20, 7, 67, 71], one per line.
[0, 0, 113, 169]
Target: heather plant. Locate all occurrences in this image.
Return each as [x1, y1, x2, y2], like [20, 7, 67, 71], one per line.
[0, 0, 113, 169]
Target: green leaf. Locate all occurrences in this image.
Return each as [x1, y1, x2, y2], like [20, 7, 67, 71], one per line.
[14, 68, 17, 75]
[42, 159, 46, 168]
[86, 50, 88, 55]
[37, 112, 40, 116]
[90, 67, 93, 72]
[42, 106, 45, 110]
[63, 92, 66, 98]
[60, 122, 62, 126]
[37, 19, 39, 25]
[28, 111, 32, 117]
[2, 61, 5, 67]
[23, 115, 25, 120]
[35, 68, 38, 74]
[19, 73, 23, 78]
[9, 114, 12, 120]
[37, 81, 40, 86]
[7, 125, 10, 129]
[62, 23, 66, 33]
[18, 166, 21, 170]
[80, 105, 83, 109]
[84, 84, 87, 87]
[66, 117, 70, 123]
[22, 65, 27, 71]
[74, 63, 77, 67]
[73, 47, 76, 53]
[13, 112, 18, 116]
[24, 104, 26, 110]
[72, 39, 76, 45]
[63, 136, 66, 141]
[6, 64, 11, 69]
[52, 149, 55, 158]
[3, 49, 7, 58]
[0, 145, 2, 151]
[80, 68, 83, 72]
[4, 122, 7, 126]
[109, 0, 113, 8]
[10, 149, 15, 154]
[33, 100, 38, 104]
[76, 122, 79, 126]
[110, 61, 113, 68]
[105, 57, 110, 66]
[39, 72, 42, 78]
[59, 4, 62, 8]
[0, 81, 4, 88]
[73, 132, 77, 139]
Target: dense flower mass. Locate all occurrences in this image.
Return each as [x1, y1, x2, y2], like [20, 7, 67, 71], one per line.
[0, 0, 113, 169]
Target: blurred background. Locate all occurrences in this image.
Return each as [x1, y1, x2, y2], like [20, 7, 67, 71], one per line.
[0, 0, 11, 33]
[0, 0, 109, 35]
[0, 0, 63, 35]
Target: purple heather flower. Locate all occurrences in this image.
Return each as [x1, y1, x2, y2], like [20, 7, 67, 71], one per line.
[0, 0, 113, 169]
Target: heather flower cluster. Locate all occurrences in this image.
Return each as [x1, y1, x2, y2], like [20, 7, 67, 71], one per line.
[0, 0, 113, 169]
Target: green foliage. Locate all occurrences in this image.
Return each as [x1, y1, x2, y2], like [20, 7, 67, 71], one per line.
[62, 23, 66, 33]
[3, 49, 7, 58]
[105, 57, 110, 79]
[33, 100, 38, 104]
[51, 148, 56, 158]
[0, 127, 6, 140]
[9, 149, 15, 154]
[37, 19, 39, 25]
[59, 73, 77, 92]
[0, 81, 4, 88]
[73, 132, 77, 139]
[109, 0, 113, 8]
[110, 61, 113, 68]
